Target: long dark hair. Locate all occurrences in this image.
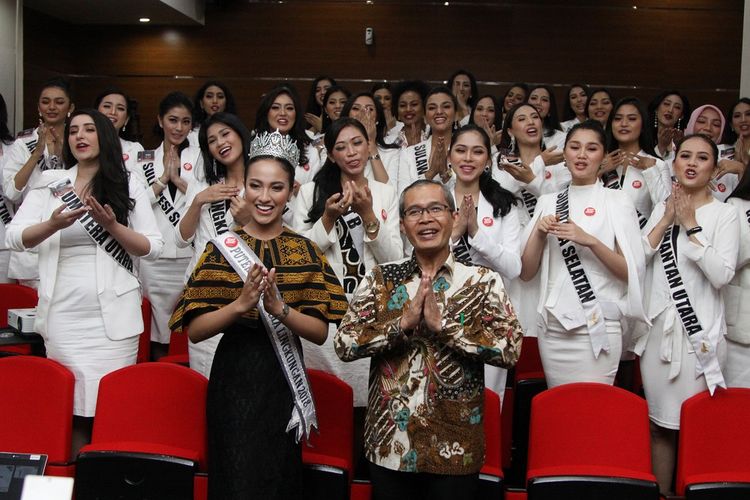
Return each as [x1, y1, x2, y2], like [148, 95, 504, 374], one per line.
[469, 95, 503, 131]
[0, 93, 13, 145]
[192, 81, 237, 126]
[321, 85, 352, 135]
[198, 113, 253, 186]
[499, 103, 545, 154]
[254, 85, 310, 167]
[306, 118, 368, 223]
[725, 97, 750, 145]
[528, 85, 563, 137]
[93, 87, 142, 143]
[392, 80, 430, 119]
[447, 69, 479, 110]
[64, 109, 134, 225]
[561, 83, 590, 122]
[305, 76, 337, 117]
[606, 97, 658, 157]
[647, 90, 691, 144]
[452, 124, 517, 218]
[341, 92, 398, 150]
[585, 87, 614, 122]
[153, 91, 193, 156]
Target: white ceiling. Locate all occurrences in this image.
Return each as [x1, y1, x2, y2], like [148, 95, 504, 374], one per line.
[24, 0, 205, 26]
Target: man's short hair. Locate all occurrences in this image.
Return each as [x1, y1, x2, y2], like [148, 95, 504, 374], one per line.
[398, 179, 456, 218]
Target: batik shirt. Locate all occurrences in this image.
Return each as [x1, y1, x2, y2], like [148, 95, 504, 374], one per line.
[334, 253, 523, 474]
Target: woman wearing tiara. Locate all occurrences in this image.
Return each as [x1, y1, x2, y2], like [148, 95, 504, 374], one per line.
[170, 129, 347, 499]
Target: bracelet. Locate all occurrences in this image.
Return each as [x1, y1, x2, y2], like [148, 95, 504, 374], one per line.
[686, 226, 703, 236]
[273, 303, 290, 321]
[154, 178, 167, 189]
[369, 153, 381, 161]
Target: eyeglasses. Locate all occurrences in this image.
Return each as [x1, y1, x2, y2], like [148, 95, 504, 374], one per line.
[403, 204, 452, 220]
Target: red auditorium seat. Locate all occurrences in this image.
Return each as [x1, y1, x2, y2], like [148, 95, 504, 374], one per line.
[677, 388, 750, 499]
[303, 368, 354, 500]
[75, 362, 208, 499]
[0, 356, 75, 477]
[0, 283, 38, 355]
[479, 387, 504, 499]
[159, 328, 190, 366]
[137, 297, 151, 363]
[526, 382, 658, 499]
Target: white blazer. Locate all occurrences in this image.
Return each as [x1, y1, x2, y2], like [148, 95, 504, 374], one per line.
[131, 143, 197, 259]
[450, 188, 521, 281]
[6, 167, 164, 340]
[120, 138, 144, 173]
[291, 180, 403, 287]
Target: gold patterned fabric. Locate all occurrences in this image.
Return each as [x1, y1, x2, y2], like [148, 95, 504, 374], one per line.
[334, 253, 523, 474]
[169, 227, 348, 332]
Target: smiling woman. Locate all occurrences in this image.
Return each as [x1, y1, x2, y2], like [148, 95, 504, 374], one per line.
[130, 91, 202, 359]
[292, 116, 402, 407]
[94, 87, 143, 172]
[6, 108, 163, 450]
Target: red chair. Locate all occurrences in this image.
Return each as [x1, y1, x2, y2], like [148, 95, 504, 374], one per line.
[676, 388, 750, 498]
[0, 356, 75, 477]
[0, 283, 38, 355]
[137, 298, 151, 363]
[75, 362, 208, 499]
[526, 383, 658, 499]
[507, 336, 547, 485]
[302, 368, 354, 500]
[159, 329, 189, 366]
[479, 388, 504, 498]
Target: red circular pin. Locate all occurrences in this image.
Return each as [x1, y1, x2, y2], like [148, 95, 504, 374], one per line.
[544, 170, 552, 179]
[381, 209, 387, 221]
[303, 163, 310, 171]
[224, 236, 238, 248]
[718, 183, 726, 192]
[482, 217, 494, 227]
[183, 162, 193, 171]
[584, 207, 596, 216]
[632, 180, 642, 189]
[122, 153, 129, 161]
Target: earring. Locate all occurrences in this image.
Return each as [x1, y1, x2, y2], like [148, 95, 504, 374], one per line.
[676, 117, 682, 130]
[212, 158, 217, 170]
[654, 114, 658, 129]
[484, 164, 490, 173]
[67, 111, 71, 118]
[509, 135, 516, 152]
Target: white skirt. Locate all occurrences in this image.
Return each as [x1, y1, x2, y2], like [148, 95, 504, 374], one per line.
[640, 312, 727, 430]
[726, 338, 750, 388]
[484, 366, 507, 407]
[539, 316, 622, 388]
[46, 248, 137, 417]
[140, 257, 191, 344]
[188, 334, 222, 379]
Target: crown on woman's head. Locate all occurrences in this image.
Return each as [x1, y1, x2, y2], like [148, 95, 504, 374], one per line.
[248, 129, 300, 166]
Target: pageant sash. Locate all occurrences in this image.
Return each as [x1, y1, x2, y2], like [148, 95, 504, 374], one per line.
[209, 199, 229, 236]
[48, 177, 135, 275]
[413, 143, 429, 176]
[213, 231, 318, 442]
[555, 188, 609, 357]
[520, 189, 537, 218]
[0, 193, 12, 227]
[603, 171, 648, 229]
[658, 225, 725, 394]
[337, 211, 366, 295]
[139, 151, 181, 227]
[24, 135, 56, 172]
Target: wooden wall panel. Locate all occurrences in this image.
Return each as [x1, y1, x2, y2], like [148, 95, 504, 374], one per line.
[23, 1, 743, 147]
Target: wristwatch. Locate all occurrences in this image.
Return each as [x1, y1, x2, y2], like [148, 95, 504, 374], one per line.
[273, 303, 290, 321]
[364, 219, 380, 236]
[686, 226, 703, 236]
[369, 153, 381, 161]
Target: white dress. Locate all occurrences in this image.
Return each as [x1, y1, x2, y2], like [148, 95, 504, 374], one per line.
[723, 197, 750, 387]
[176, 177, 242, 378]
[131, 144, 196, 344]
[639, 199, 739, 429]
[521, 183, 647, 388]
[47, 223, 138, 416]
[291, 180, 403, 406]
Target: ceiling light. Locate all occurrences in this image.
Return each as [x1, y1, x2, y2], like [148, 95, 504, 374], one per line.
[139, 17, 150, 23]
[444, 1, 449, 5]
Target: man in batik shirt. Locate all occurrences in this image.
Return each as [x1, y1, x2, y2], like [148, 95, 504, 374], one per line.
[334, 179, 523, 499]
